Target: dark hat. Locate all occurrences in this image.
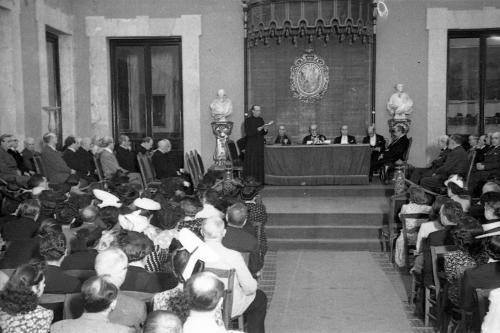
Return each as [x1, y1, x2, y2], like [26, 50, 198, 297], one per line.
[112, 184, 140, 206]
[240, 186, 259, 201]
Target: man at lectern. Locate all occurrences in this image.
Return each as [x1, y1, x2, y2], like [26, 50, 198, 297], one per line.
[302, 124, 327, 144]
[333, 125, 356, 144]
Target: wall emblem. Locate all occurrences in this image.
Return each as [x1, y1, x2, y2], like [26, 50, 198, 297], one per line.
[290, 49, 329, 103]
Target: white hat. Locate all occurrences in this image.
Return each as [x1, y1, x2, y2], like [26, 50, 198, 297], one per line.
[444, 174, 464, 189]
[133, 198, 161, 211]
[118, 211, 150, 232]
[92, 189, 122, 208]
[476, 230, 500, 239]
[177, 228, 219, 281]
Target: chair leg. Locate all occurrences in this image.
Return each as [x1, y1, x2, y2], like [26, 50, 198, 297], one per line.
[424, 288, 431, 327]
[409, 275, 416, 306]
[237, 315, 245, 331]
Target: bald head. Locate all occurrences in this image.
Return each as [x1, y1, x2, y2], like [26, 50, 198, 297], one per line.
[158, 139, 172, 153]
[185, 272, 224, 312]
[201, 217, 226, 240]
[438, 135, 449, 149]
[24, 137, 36, 151]
[144, 311, 183, 333]
[94, 248, 128, 288]
[341, 125, 349, 136]
[226, 203, 248, 227]
[81, 137, 92, 151]
[492, 132, 500, 147]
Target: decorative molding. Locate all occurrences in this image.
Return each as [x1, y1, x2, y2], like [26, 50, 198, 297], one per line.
[290, 49, 329, 103]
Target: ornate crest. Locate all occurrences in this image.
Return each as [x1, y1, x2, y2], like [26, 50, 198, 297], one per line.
[290, 49, 329, 103]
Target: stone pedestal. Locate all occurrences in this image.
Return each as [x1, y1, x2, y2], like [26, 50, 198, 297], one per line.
[388, 118, 411, 134]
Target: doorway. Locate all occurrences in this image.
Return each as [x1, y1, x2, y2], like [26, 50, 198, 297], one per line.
[110, 38, 183, 167]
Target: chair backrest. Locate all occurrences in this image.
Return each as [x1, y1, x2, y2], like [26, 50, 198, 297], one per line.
[120, 290, 155, 313]
[464, 150, 477, 191]
[93, 155, 105, 181]
[430, 245, 458, 295]
[403, 137, 413, 162]
[33, 155, 46, 177]
[186, 152, 201, 189]
[203, 267, 236, 329]
[474, 288, 492, 324]
[227, 140, 239, 163]
[400, 213, 430, 245]
[137, 153, 155, 188]
[63, 292, 84, 319]
[63, 269, 96, 283]
[40, 293, 68, 323]
[189, 151, 202, 181]
[194, 149, 205, 175]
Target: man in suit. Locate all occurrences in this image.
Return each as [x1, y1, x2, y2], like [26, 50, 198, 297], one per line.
[302, 124, 327, 144]
[41, 132, 74, 183]
[369, 124, 410, 181]
[420, 134, 469, 193]
[76, 137, 97, 181]
[62, 136, 85, 175]
[274, 125, 291, 145]
[333, 125, 356, 144]
[95, 248, 147, 331]
[137, 136, 154, 155]
[7, 136, 28, 174]
[0, 134, 29, 186]
[98, 136, 141, 185]
[409, 135, 449, 185]
[362, 125, 386, 176]
[152, 139, 178, 179]
[222, 203, 263, 275]
[469, 131, 500, 196]
[115, 135, 138, 173]
[22, 137, 39, 173]
[50, 275, 134, 333]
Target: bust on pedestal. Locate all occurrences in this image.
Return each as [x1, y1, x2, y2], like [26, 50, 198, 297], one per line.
[210, 89, 234, 168]
[387, 83, 413, 133]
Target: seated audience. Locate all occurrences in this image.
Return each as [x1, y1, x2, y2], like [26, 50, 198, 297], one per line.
[195, 189, 224, 220]
[223, 203, 263, 275]
[0, 134, 29, 186]
[22, 137, 39, 173]
[137, 136, 154, 155]
[50, 275, 134, 333]
[475, 134, 490, 163]
[98, 136, 141, 185]
[95, 248, 147, 331]
[302, 124, 327, 144]
[409, 135, 449, 185]
[0, 199, 40, 241]
[39, 230, 82, 293]
[481, 191, 500, 233]
[202, 217, 267, 333]
[274, 125, 291, 145]
[115, 135, 138, 174]
[63, 136, 97, 182]
[8, 136, 28, 174]
[420, 134, 469, 193]
[415, 196, 449, 254]
[118, 230, 177, 292]
[41, 132, 75, 184]
[183, 272, 241, 333]
[76, 137, 97, 179]
[152, 139, 178, 179]
[0, 263, 53, 333]
[444, 216, 487, 307]
[482, 287, 500, 333]
[445, 176, 471, 213]
[394, 186, 432, 267]
[469, 131, 500, 196]
[28, 174, 49, 196]
[144, 311, 183, 333]
[333, 125, 356, 144]
[370, 124, 410, 181]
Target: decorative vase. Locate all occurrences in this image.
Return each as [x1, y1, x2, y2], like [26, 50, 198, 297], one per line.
[211, 121, 233, 167]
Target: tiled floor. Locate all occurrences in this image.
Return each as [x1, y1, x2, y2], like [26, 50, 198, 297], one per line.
[259, 250, 435, 332]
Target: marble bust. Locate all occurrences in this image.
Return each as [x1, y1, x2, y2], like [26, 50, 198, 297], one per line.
[387, 83, 414, 120]
[210, 89, 233, 122]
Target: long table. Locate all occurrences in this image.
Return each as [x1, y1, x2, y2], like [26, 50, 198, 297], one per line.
[264, 144, 371, 185]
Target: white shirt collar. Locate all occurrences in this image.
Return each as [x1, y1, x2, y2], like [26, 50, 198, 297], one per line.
[104, 147, 113, 154]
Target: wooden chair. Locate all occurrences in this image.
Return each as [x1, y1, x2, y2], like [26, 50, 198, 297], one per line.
[63, 292, 84, 319]
[464, 150, 477, 191]
[203, 267, 244, 331]
[400, 213, 430, 268]
[33, 155, 46, 177]
[186, 151, 202, 190]
[120, 290, 155, 313]
[63, 269, 96, 283]
[424, 245, 457, 327]
[227, 140, 243, 177]
[474, 288, 492, 330]
[380, 193, 407, 262]
[40, 293, 68, 323]
[194, 149, 205, 175]
[93, 155, 105, 182]
[137, 153, 161, 190]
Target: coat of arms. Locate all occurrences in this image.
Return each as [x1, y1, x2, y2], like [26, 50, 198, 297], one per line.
[290, 49, 329, 103]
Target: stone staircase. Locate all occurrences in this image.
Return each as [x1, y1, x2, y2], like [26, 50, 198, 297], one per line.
[261, 184, 393, 251]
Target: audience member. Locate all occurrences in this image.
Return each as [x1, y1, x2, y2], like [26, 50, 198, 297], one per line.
[22, 137, 39, 173]
[118, 230, 177, 292]
[76, 137, 97, 179]
[115, 135, 138, 173]
[98, 136, 141, 185]
[144, 311, 183, 333]
[445, 176, 471, 213]
[420, 134, 469, 193]
[39, 230, 82, 293]
[7, 136, 28, 174]
[28, 174, 49, 196]
[469, 131, 500, 196]
[195, 189, 224, 220]
[202, 217, 267, 333]
[410, 135, 449, 185]
[362, 125, 386, 172]
[415, 196, 450, 254]
[152, 139, 178, 179]
[137, 137, 154, 155]
[0, 134, 30, 186]
[41, 132, 75, 184]
[95, 248, 147, 331]
[50, 275, 134, 333]
[482, 287, 500, 333]
[302, 124, 326, 144]
[333, 125, 356, 144]
[0, 263, 53, 332]
[274, 125, 291, 145]
[475, 134, 490, 163]
[0, 199, 40, 241]
[481, 191, 500, 233]
[183, 272, 241, 333]
[370, 124, 410, 181]
[223, 203, 263, 274]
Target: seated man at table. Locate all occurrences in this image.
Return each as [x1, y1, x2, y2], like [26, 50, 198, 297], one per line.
[333, 125, 356, 144]
[362, 125, 386, 165]
[274, 125, 291, 145]
[302, 124, 327, 144]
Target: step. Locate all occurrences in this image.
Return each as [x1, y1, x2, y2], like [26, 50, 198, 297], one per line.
[262, 185, 393, 198]
[268, 238, 383, 251]
[267, 225, 383, 239]
[263, 196, 390, 214]
[268, 212, 388, 226]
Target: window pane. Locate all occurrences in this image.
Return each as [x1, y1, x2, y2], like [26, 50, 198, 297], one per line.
[447, 38, 480, 135]
[485, 36, 500, 134]
[115, 46, 147, 135]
